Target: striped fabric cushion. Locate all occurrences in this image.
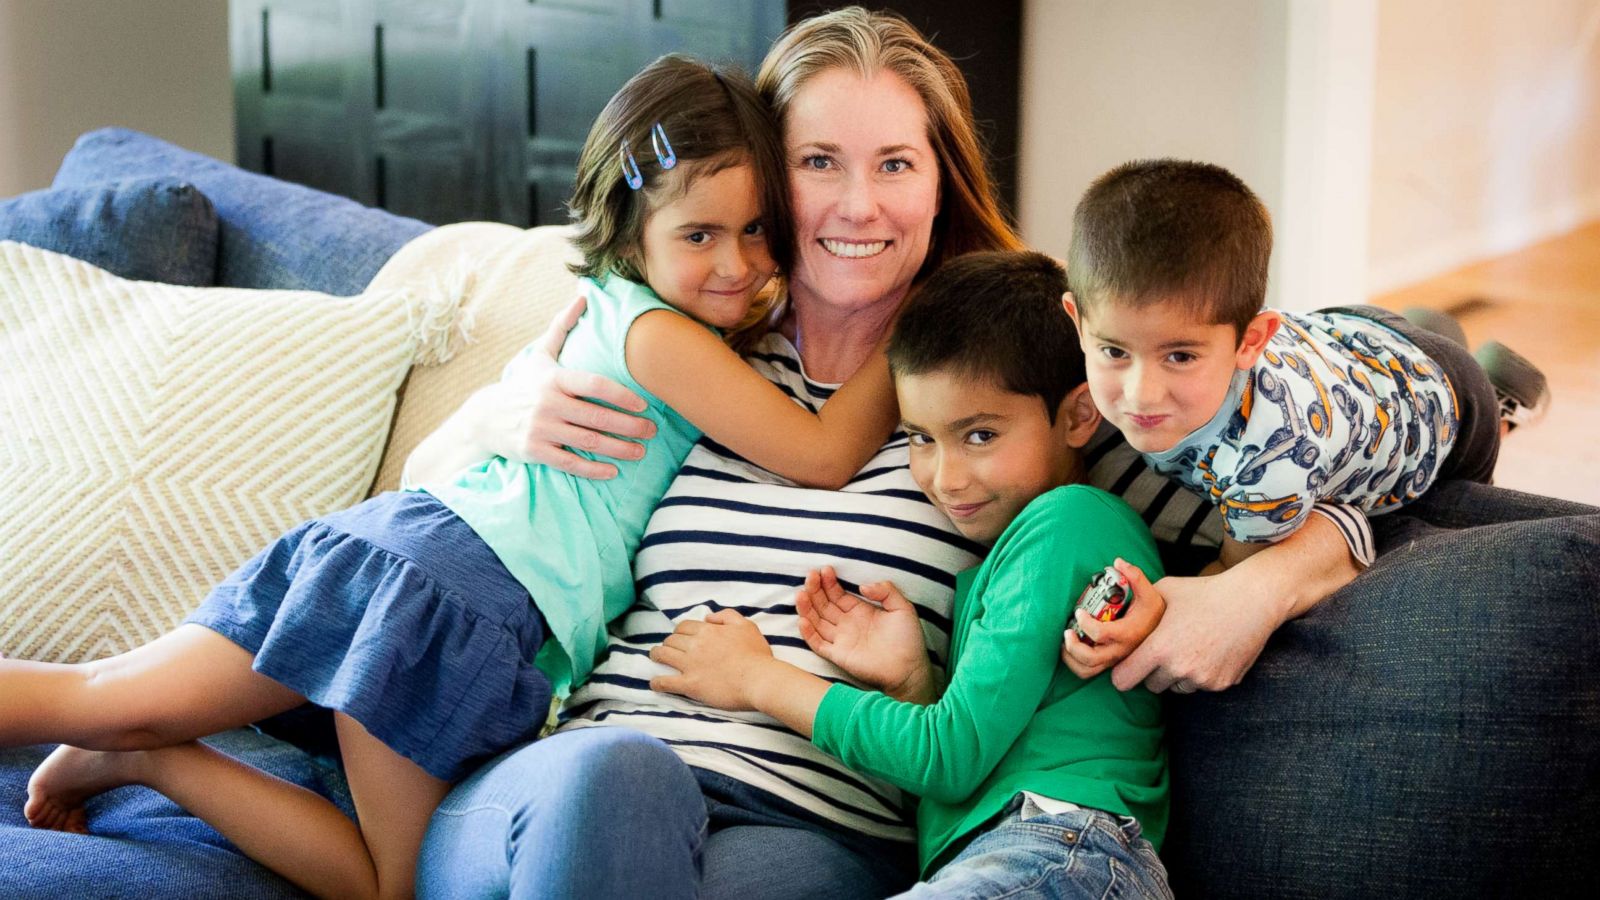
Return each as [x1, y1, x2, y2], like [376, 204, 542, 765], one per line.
[0, 241, 451, 663]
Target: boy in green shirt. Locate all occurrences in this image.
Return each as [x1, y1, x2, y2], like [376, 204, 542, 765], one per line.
[651, 250, 1173, 898]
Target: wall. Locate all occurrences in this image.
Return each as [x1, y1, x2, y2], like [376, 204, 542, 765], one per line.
[1017, 0, 1305, 308]
[1366, 0, 1600, 293]
[1018, 1, 1600, 306]
[0, 0, 234, 198]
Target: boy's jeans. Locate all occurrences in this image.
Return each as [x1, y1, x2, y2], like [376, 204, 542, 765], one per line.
[895, 794, 1172, 899]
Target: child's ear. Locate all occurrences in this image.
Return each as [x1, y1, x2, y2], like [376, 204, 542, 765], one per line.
[1059, 382, 1101, 449]
[1234, 310, 1281, 369]
[1060, 292, 1082, 333]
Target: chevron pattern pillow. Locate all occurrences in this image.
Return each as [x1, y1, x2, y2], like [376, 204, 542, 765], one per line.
[0, 241, 453, 663]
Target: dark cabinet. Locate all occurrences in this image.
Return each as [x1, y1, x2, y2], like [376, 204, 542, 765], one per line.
[230, 1, 1018, 227]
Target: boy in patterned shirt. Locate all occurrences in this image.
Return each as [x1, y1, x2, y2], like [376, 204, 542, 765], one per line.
[1061, 158, 1527, 578]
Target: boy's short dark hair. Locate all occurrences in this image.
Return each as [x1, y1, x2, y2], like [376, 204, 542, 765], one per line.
[1067, 159, 1271, 338]
[889, 250, 1083, 423]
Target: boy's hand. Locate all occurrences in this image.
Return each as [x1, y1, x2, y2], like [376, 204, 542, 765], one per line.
[796, 567, 937, 705]
[1061, 558, 1166, 680]
[649, 610, 774, 711]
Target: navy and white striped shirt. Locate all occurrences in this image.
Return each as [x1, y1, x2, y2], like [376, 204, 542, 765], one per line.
[557, 332, 1371, 842]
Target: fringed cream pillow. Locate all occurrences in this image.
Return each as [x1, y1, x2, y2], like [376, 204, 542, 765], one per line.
[0, 241, 457, 662]
[365, 222, 581, 495]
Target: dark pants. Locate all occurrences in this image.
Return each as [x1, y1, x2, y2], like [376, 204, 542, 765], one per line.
[1323, 304, 1502, 484]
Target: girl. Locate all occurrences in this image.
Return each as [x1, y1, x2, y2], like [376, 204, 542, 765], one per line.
[1, 55, 899, 899]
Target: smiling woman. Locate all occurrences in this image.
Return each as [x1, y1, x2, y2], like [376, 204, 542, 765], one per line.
[0, 48, 918, 900]
[409, 8, 1027, 900]
[782, 66, 941, 328]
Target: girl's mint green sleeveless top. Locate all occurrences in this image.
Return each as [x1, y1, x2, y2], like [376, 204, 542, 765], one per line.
[422, 275, 707, 695]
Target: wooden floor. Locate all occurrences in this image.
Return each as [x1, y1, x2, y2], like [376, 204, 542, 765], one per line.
[1371, 220, 1600, 506]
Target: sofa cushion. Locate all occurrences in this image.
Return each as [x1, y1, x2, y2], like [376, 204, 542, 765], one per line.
[0, 241, 458, 663]
[0, 176, 218, 286]
[0, 727, 350, 898]
[53, 128, 430, 296]
[365, 222, 582, 495]
[1162, 480, 1600, 897]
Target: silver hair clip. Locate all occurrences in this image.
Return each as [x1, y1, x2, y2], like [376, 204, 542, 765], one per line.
[651, 123, 676, 170]
[620, 142, 644, 190]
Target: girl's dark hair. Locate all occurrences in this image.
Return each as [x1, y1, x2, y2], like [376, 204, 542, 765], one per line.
[567, 54, 792, 283]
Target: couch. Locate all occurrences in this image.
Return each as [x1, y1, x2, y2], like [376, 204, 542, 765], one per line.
[2, 128, 1597, 899]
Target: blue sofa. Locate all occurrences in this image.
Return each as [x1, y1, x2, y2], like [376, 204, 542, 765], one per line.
[3, 128, 1598, 899]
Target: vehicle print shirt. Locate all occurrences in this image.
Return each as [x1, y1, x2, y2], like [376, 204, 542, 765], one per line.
[1143, 310, 1460, 543]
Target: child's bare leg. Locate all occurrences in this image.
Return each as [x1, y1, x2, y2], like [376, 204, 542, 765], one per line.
[333, 712, 453, 899]
[29, 720, 447, 900]
[0, 624, 303, 750]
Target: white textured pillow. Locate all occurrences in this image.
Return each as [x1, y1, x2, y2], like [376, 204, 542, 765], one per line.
[0, 241, 453, 662]
[365, 222, 581, 496]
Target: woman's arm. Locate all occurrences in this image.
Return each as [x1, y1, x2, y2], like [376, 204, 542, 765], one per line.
[626, 310, 897, 490]
[403, 297, 657, 486]
[1110, 509, 1361, 693]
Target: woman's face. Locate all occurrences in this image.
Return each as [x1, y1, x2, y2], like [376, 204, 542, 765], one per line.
[784, 67, 941, 314]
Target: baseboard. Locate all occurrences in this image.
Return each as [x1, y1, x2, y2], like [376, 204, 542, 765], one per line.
[1367, 190, 1600, 295]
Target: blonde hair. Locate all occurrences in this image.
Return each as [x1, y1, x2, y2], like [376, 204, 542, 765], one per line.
[729, 7, 1024, 351]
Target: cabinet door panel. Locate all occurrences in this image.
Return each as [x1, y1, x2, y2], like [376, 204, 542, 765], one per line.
[372, 0, 492, 222]
[234, 0, 787, 226]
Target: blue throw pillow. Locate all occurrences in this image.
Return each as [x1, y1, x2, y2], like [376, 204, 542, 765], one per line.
[0, 176, 218, 286]
[55, 128, 429, 295]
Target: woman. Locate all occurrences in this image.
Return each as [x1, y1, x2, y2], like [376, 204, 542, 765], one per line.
[407, 7, 1367, 898]
[408, 9, 1021, 898]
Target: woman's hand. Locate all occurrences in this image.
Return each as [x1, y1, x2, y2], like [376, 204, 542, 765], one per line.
[501, 295, 662, 479]
[1110, 512, 1361, 693]
[796, 568, 937, 705]
[1106, 570, 1274, 693]
[649, 610, 776, 711]
[1060, 558, 1166, 681]
[403, 296, 659, 485]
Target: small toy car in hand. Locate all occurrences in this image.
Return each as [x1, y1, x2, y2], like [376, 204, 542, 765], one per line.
[1069, 565, 1131, 645]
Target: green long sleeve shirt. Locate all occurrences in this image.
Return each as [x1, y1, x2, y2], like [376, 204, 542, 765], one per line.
[812, 485, 1169, 874]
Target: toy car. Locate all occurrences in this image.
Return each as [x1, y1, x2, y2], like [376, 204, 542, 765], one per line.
[1069, 565, 1131, 645]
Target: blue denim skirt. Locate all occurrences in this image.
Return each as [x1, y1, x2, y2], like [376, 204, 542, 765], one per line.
[186, 491, 553, 782]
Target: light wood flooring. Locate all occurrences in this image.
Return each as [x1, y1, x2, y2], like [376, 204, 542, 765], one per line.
[1371, 220, 1600, 506]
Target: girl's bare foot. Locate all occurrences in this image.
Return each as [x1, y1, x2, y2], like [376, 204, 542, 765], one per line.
[24, 744, 156, 834]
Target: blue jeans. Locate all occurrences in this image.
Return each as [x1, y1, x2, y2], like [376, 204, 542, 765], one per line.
[897, 796, 1171, 900]
[415, 726, 915, 899]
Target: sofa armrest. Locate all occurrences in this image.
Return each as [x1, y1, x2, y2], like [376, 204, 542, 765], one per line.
[1163, 483, 1600, 897]
[53, 128, 432, 295]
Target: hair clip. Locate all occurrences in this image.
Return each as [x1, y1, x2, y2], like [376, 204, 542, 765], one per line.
[651, 123, 676, 170]
[620, 142, 644, 190]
